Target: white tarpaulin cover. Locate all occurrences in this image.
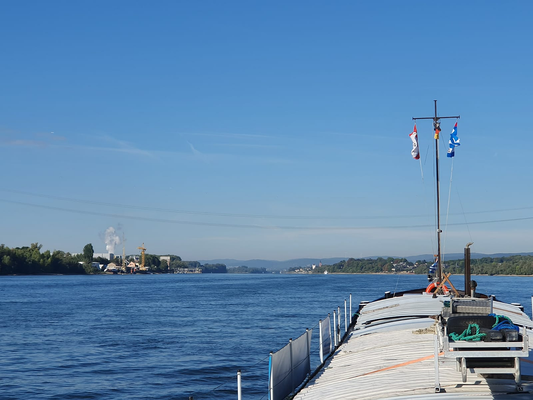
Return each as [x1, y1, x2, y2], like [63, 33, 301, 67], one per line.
[320, 316, 331, 360]
[269, 329, 312, 400]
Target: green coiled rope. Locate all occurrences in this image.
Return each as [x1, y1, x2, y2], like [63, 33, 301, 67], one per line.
[449, 323, 487, 341]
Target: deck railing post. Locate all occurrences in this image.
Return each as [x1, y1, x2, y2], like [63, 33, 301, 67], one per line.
[349, 293, 352, 324]
[333, 311, 337, 347]
[319, 319, 324, 363]
[328, 313, 332, 354]
[306, 328, 311, 373]
[268, 351, 273, 400]
[344, 299, 347, 334]
[434, 335, 441, 392]
[289, 339, 294, 395]
[237, 370, 242, 400]
[337, 306, 341, 342]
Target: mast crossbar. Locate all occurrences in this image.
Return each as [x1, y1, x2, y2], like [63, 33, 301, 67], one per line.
[412, 116, 460, 120]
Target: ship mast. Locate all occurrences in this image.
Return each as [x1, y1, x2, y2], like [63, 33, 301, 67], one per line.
[413, 100, 460, 285]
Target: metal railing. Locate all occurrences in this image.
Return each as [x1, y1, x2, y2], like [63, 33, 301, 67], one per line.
[187, 293, 356, 399]
[268, 293, 354, 400]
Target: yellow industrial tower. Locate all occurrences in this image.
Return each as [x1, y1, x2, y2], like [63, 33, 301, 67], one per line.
[137, 243, 146, 271]
[122, 233, 126, 273]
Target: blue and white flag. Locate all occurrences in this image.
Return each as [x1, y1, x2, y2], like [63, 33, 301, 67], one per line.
[429, 261, 437, 274]
[429, 257, 438, 274]
[447, 122, 460, 158]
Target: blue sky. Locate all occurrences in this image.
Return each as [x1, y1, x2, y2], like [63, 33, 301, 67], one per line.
[1, 1, 532, 261]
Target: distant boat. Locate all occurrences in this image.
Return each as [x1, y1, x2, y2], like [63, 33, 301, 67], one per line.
[323, 270, 328, 275]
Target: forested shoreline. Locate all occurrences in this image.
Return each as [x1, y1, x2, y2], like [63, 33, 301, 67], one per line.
[2, 243, 533, 276]
[311, 255, 533, 276]
[0, 243, 227, 275]
[0, 243, 88, 275]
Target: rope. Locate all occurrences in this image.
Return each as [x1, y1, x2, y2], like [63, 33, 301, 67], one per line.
[449, 323, 487, 341]
[432, 141, 438, 254]
[456, 188, 474, 245]
[418, 140, 436, 256]
[490, 314, 519, 331]
[188, 354, 271, 398]
[188, 310, 337, 398]
[251, 354, 272, 367]
[442, 158, 454, 260]
[393, 273, 402, 296]
[201, 373, 238, 396]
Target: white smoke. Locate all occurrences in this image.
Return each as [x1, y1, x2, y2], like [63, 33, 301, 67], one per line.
[104, 227, 121, 253]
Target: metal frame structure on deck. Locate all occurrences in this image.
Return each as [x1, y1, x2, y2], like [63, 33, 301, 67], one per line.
[438, 324, 529, 392]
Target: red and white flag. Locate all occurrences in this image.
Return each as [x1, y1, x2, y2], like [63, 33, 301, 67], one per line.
[409, 124, 420, 160]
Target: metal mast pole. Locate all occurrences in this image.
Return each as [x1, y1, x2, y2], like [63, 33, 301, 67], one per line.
[434, 100, 442, 284]
[413, 100, 460, 286]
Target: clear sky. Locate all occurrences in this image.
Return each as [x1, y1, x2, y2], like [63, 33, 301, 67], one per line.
[1, 1, 532, 261]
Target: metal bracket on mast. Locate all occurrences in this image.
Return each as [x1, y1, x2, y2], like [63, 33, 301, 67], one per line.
[412, 100, 460, 288]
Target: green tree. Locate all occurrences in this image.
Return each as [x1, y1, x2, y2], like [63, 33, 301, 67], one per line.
[83, 243, 94, 264]
[94, 256, 109, 265]
[201, 263, 227, 273]
[144, 254, 161, 270]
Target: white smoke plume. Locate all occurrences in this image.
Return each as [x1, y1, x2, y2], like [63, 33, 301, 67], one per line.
[104, 227, 121, 253]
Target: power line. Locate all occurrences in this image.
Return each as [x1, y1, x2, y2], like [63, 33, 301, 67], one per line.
[1, 189, 532, 221]
[2, 198, 533, 231]
[0, 189, 405, 220]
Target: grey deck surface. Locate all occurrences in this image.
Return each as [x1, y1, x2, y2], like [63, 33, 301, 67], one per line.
[293, 294, 533, 400]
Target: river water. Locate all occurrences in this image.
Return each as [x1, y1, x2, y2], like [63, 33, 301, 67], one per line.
[1, 273, 532, 399]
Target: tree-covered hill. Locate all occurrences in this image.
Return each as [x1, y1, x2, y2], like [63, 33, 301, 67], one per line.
[314, 255, 533, 276]
[441, 255, 533, 276]
[312, 257, 413, 274]
[0, 243, 88, 275]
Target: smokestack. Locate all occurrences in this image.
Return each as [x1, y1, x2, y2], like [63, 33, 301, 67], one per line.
[464, 242, 473, 297]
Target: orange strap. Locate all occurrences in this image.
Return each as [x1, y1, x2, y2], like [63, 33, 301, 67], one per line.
[360, 352, 444, 377]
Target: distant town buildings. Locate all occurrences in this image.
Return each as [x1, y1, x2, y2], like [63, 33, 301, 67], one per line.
[174, 267, 201, 274]
[93, 252, 115, 260]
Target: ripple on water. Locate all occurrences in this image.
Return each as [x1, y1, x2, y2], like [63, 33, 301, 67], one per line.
[1, 274, 532, 399]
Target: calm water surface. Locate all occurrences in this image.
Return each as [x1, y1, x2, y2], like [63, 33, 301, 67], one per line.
[1, 273, 532, 399]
